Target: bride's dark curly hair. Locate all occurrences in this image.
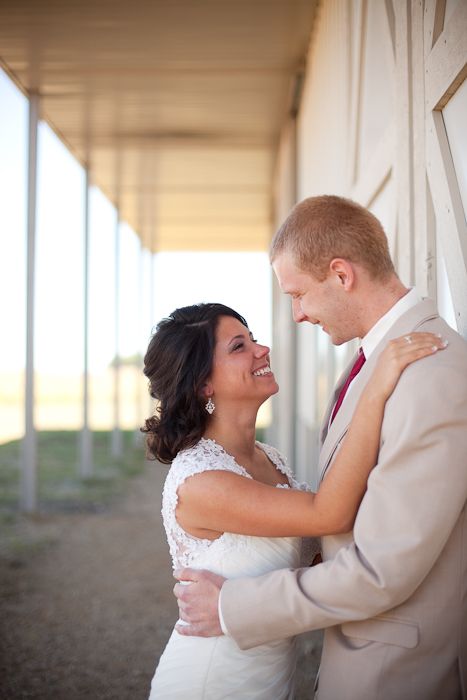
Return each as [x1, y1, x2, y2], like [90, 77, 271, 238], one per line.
[141, 303, 249, 463]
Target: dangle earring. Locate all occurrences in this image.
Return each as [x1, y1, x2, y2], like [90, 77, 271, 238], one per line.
[205, 397, 215, 415]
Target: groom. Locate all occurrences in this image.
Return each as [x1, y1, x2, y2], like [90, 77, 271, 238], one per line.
[174, 195, 467, 699]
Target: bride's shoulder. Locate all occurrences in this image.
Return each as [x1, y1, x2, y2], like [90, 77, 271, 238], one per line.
[168, 437, 245, 483]
[256, 441, 291, 475]
[256, 442, 307, 490]
[172, 437, 222, 466]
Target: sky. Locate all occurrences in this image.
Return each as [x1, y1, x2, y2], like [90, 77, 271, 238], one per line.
[0, 69, 273, 376]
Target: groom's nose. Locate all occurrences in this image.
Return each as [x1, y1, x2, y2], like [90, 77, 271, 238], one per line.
[292, 298, 306, 323]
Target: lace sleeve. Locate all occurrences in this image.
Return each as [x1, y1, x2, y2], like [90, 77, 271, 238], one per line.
[161, 439, 250, 570]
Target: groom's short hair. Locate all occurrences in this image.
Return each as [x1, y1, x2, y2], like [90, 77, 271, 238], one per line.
[270, 195, 395, 281]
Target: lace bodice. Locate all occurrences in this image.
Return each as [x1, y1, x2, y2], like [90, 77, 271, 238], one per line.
[152, 439, 315, 699]
[161, 438, 304, 570]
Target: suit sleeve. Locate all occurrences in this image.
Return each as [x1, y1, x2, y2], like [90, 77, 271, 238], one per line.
[220, 355, 467, 649]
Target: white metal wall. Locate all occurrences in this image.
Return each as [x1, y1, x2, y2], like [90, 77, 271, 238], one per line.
[271, 0, 467, 482]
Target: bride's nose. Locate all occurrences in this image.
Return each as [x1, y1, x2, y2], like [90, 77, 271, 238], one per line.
[254, 343, 270, 357]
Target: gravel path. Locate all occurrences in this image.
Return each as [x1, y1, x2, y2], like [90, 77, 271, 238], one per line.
[0, 463, 175, 699]
[0, 463, 320, 699]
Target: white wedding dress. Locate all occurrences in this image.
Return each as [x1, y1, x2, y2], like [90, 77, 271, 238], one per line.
[148, 437, 304, 700]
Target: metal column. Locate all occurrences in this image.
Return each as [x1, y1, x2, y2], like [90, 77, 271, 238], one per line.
[21, 92, 39, 512]
[148, 235, 156, 419]
[111, 212, 123, 457]
[133, 239, 144, 446]
[79, 169, 93, 477]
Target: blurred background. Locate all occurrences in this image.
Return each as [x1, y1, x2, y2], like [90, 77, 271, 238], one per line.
[0, 0, 465, 697]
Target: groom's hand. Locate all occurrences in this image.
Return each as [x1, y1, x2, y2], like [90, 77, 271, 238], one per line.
[173, 568, 225, 637]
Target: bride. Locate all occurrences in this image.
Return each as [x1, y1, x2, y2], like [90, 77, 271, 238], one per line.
[142, 302, 444, 700]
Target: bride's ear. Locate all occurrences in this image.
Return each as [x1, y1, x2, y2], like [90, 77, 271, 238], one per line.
[201, 380, 213, 399]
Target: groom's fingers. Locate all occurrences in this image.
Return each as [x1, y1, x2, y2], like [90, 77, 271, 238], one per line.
[176, 593, 223, 637]
[173, 566, 199, 582]
[174, 579, 208, 619]
[175, 612, 224, 637]
[175, 621, 196, 635]
[172, 569, 225, 638]
[173, 568, 206, 604]
[175, 620, 222, 637]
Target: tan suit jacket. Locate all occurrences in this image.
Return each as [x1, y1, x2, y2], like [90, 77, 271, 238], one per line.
[221, 299, 467, 700]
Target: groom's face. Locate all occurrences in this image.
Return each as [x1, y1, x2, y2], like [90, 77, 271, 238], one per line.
[272, 252, 357, 345]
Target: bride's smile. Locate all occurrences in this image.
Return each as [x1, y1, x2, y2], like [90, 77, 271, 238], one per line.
[206, 315, 279, 407]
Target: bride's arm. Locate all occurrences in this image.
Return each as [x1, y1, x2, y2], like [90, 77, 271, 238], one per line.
[177, 333, 446, 538]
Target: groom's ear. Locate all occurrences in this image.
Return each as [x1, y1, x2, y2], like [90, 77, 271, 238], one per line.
[328, 258, 355, 291]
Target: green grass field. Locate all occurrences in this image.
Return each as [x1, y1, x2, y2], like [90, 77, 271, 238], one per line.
[0, 430, 148, 516]
[0, 427, 267, 517]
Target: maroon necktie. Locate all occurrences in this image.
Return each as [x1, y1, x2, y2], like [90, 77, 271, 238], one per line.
[330, 348, 366, 423]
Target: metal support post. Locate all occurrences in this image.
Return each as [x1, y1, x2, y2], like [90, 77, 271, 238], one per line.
[148, 242, 156, 419]
[79, 169, 93, 476]
[133, 240, 144, 446]
[111, 212, 123, 457]
[21, 92, 39, 512]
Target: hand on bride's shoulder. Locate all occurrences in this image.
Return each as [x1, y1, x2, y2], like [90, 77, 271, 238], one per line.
[368, 332, 447, 401]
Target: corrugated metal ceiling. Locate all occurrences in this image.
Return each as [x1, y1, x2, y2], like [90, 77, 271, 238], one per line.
[0, 0, 315, 250]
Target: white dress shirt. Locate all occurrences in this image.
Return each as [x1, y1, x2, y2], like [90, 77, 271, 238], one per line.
[361, 287, 421, 360]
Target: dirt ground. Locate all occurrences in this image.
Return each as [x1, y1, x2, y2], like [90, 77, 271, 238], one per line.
[0, 463, 321, 699]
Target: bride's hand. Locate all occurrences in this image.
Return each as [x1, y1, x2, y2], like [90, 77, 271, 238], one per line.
[366, 332, 448, 402]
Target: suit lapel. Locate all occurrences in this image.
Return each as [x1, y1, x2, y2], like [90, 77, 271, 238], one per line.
[319, 352, 359, 446]
[318, 298, 439, 482]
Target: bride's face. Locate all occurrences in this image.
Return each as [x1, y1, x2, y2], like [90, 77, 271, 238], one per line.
[206, 316, 279, 406]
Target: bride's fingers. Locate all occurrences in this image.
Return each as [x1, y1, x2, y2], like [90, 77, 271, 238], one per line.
[398, 344, 444, 365]
[394, 332, 446, 347]
[391, 333, 447, 354]
[365, 332, 447, 401]
[387, 334, 448, 368]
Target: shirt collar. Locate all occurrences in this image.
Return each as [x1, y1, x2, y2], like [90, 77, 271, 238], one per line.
[361, 288, 421, 359]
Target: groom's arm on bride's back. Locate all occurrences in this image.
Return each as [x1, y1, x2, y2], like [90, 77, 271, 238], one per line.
[220, 353, 467, 649]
